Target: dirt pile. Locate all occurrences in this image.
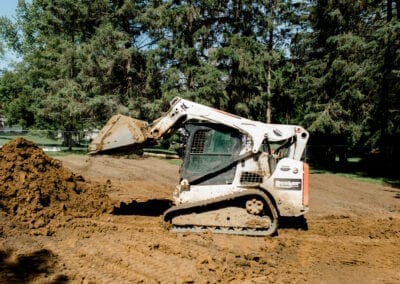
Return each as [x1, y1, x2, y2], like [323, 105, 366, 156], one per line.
[0, 138, 113, 234]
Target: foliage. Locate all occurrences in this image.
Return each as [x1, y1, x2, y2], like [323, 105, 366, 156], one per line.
[0, 0, 399, 169]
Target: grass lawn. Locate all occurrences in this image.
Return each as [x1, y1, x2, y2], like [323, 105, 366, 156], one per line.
[311, 165, 399, 187]
[0, 133, 89, 156]
[0, 133, 62, 146]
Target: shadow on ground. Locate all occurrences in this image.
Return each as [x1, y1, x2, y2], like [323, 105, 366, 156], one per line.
[113, 199, 172, 216]
[0, 248, 68, 283]
[279, 216, 309, 231]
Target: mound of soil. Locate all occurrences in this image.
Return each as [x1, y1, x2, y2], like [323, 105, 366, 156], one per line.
[0, 138, 113, 235]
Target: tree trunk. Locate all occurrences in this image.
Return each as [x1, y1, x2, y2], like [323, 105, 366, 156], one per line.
[266, 0, 276, 123]
[70, 33, 76, 79]
[63, 132, 74, 151]
[387, 0, 393, 21]
[266, 65, 272, 123]
[378, 0, 395, 154]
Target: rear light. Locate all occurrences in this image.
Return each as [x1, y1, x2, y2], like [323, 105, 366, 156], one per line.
[303, 163, 310, 206]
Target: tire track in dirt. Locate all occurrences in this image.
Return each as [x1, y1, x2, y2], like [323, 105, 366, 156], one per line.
[48, 216, 200, 283]
[47, 239, 153, 283]
[46, 229, 169, 282]
[43, 217, 157, 283]
[108, 218, 205, 282]
[93, 234, 196, 282]
[276, 215, 400, 283]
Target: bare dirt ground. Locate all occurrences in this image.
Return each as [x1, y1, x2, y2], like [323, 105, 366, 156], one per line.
[1, 139, 399, 283]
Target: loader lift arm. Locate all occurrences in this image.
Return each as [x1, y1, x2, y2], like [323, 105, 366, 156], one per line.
[89, 97, 308, 161]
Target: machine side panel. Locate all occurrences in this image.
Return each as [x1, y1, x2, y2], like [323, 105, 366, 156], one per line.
[260, 159, 309, 217]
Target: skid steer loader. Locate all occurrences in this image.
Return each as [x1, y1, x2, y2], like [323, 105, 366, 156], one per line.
[89, 97, 309, 236]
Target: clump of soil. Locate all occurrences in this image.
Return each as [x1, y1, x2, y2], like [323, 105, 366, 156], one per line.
[0, 138, 113, 234]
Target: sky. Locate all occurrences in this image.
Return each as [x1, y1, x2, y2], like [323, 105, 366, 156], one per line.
[0, 0, 19, 18]
[0, 0, 21, 70]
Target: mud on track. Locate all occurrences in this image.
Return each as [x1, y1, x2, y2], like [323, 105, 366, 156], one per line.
[1, 146, 399, 283]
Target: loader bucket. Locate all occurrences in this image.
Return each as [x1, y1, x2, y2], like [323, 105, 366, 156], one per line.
[88, 114, 149, 154]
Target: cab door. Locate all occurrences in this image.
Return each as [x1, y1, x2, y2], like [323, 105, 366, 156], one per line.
[181, 124, 242, 185]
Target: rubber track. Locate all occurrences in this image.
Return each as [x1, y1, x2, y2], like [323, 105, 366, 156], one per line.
[163, 189, 279, 236]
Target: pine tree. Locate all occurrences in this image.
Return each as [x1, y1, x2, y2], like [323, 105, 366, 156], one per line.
[366, 0, 400, 174]
[292, 1, 373, 145]
[0, 0, 158, 142]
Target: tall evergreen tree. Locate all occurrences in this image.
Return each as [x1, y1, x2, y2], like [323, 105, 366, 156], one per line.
[367, 0, 400, 172]
[140, 0, 227, 110]
[292, 1, 373, 146]
[142, 0, 303, 122]
[289, 0, 399, 171]
[0, 0, 157, 139]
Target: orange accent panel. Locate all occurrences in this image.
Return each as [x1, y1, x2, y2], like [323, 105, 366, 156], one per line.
[303, 163, 310, 206]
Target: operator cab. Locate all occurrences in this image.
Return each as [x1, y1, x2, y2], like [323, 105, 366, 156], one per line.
[179, 122, 242, 186]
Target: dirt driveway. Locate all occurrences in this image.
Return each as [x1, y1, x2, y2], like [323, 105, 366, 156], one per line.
[1, 152, 399, 283]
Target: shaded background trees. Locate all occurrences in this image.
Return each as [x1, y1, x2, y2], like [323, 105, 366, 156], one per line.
[0, 0, 399, 175]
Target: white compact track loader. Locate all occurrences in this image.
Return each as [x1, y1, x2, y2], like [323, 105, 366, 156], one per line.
[89, 97, 310, 236]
